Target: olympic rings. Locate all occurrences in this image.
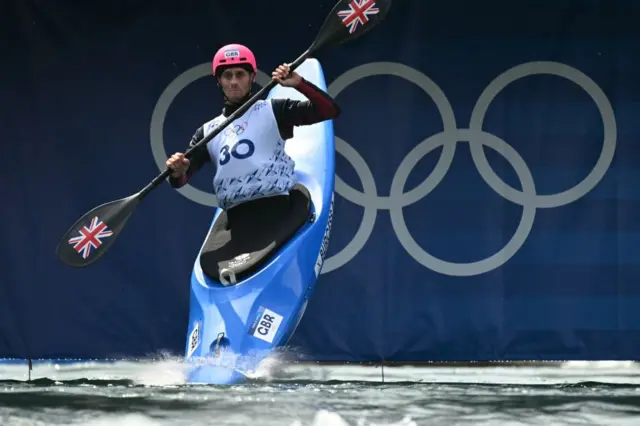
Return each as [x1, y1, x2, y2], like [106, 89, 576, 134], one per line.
[468, 61, 617, 209]
[322, 61, 616, 275]
[150, 60, 617, 277]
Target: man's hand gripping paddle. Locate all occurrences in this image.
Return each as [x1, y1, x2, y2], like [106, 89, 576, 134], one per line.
[56, 0, 392, 268]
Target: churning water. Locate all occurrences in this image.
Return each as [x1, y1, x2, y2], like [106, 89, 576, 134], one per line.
[1, 358, 639, 425]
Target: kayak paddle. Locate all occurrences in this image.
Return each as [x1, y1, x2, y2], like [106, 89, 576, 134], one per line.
[56, 0, 392, 268]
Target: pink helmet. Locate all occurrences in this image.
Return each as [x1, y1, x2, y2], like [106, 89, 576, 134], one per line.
[212, 44, 257, 77]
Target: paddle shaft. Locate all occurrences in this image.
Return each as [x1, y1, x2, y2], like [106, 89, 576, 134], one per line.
[137, 48, 313, 202]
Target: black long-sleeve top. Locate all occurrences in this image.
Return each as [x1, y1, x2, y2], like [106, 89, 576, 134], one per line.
[168, 78, 341, 188]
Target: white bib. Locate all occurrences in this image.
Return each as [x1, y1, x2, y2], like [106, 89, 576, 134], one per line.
[202, 99, 296, 209]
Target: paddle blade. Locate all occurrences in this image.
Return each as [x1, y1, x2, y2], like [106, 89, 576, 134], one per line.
[56, 194, 140, 268]
[310, 0, 392, 53]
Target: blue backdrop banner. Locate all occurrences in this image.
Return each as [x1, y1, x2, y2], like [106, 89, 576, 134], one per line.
[2, 0, 639, 361]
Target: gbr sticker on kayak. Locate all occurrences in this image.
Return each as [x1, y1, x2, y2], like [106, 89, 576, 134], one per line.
[248, 306, 284, 343]
[314, 192, 334, 277]
[186, 320, 201, 359]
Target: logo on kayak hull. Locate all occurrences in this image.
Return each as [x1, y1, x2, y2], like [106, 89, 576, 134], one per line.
[187, 320, 201, 358]
[249, 306, 283, 344]
[315, 193, 334, 277]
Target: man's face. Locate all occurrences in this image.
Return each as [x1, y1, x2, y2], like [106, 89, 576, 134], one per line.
[218, 67, 253, 102]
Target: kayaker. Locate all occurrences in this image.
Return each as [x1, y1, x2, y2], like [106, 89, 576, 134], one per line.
[165, 43, 340, 211]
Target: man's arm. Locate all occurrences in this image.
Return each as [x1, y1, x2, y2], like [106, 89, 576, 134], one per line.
[168, 126, 211, 188]
[271, 78, 341, 138]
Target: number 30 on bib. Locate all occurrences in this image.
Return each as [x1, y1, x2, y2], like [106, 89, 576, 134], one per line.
[219, 139, 255, 165]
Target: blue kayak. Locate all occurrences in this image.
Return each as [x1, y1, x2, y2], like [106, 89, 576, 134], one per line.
[183, 58, 335, 385]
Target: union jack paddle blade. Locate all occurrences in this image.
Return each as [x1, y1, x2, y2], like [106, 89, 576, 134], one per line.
[56, 194, 139, 267]
[310, 0, 392, 54]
